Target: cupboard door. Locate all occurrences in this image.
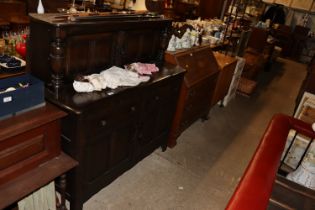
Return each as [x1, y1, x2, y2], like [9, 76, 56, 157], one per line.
[82, 92, 140, 199]
[136, 76, 182, 158]
[120, 29, 161, 65]
[83, 118, 137, 198]
[65, 33, 115, 78]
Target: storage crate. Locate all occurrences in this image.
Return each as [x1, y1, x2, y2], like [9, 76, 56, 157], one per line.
[0, 74, 45, 118]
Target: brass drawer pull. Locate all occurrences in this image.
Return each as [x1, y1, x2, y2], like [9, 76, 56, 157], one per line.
[130, 106, 136, 112]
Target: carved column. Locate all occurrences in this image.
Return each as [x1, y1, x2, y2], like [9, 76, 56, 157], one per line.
[50, 27, 65, 92]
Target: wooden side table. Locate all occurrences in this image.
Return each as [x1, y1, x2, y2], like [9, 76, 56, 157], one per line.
[212, 52, 237, 106]
[0, 103, 78, 209]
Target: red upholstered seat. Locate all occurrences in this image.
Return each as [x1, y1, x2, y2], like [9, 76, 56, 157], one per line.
[226, 114, 315, 210]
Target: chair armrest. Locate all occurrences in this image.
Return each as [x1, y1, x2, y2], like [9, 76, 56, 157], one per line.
[226, 114, 315, 210]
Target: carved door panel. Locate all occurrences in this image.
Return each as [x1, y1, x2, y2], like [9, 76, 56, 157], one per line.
[120, 29, 161, 65]
[136, 76, 182, 158]
[80, 91, 140, 199]
[83, 119, 137, 198]
[65, 33, 115, 78]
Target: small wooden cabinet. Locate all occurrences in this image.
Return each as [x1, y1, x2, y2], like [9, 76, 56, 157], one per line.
[165, 46, 219, 147]
[212, 52, 237, 106]
[0, 103, 66, 185]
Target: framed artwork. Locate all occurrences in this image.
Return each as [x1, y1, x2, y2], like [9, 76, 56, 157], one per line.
[290, 0, 313, 10]
[282, 131, 311, 168]
[294, 91, 315, 119]
[282, 92, 315, 169]
[275, 0, 293, 6]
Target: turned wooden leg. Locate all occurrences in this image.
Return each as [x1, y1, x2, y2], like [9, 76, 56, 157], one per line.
[59, 174, 67, 210]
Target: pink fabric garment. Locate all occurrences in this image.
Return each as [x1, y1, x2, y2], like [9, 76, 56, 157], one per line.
[126, 63, 159, 75]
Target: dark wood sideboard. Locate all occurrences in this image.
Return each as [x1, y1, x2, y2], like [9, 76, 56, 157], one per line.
[165, 45, 219, 147]
[28, 13, 185, 210]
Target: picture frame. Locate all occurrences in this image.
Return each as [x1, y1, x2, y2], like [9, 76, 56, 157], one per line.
[282, 92, 315, 169]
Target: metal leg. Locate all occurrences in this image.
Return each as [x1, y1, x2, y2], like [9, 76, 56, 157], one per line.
[295, 138, 314, 170]
[279, 131, 298, 169]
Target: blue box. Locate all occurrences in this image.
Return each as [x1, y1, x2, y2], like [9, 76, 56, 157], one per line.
[0, 74, 45, 118]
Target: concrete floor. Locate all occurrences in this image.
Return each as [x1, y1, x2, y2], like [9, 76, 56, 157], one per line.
[83, 58, 307, 210]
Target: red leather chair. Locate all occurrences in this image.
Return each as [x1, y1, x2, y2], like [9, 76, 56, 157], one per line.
[225, 114, 315, 210]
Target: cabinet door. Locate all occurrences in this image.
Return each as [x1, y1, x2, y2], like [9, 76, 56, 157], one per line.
[136, 76, 182, 159]
[65, 32, 115, 77]
[120, 29, 161, 65]
[81, 91, 139, 198]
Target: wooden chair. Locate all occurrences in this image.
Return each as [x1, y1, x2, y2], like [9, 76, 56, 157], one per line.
[226, 114, 315, 210]
[272, 24, 292, 57]
[291, 25, 310, 61]
[242, 27, 269, 80]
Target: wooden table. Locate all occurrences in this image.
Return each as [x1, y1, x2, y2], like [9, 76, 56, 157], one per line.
[212, 52, 237, 106]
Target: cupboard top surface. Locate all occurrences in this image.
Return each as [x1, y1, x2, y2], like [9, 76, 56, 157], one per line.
[29, 13, 171, 26]
[46, 64, 185, 115]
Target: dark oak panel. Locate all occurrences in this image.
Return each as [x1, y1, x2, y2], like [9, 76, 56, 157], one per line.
[29, 13, 184, 210]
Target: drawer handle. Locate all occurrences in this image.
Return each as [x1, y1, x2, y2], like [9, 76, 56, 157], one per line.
[190, 53, 193, 56]
[100, 120, 107, 127]
[155, 96, 160, 101]
[130, 106, 136, 112]
[185, 64, 189, 68]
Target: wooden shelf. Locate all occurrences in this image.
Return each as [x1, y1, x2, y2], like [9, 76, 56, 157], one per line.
[0, 152, 78, 209]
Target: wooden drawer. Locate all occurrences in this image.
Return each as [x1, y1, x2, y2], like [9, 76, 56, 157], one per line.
[0, 104, 65, 185]
[176, 47, 218, 87]
[180, 75, 217, 131]
[85, 92, 139, 138]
